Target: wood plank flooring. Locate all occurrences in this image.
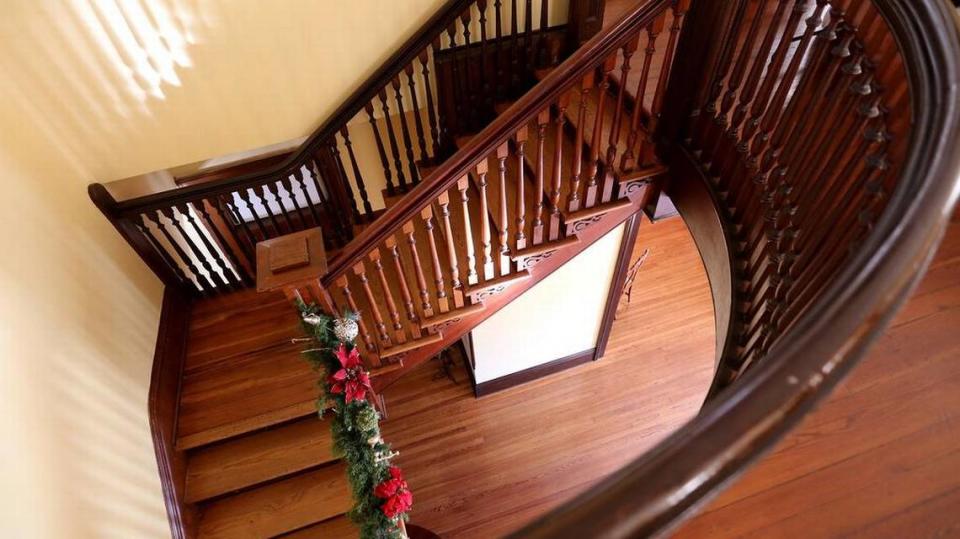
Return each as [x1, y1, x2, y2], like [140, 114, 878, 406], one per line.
[673, 222, 960, 538]
[379, 215, 717, 538]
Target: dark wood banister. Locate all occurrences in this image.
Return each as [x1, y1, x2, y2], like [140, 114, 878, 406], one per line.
[110, 0, 472, 216]
[506, 0, 960, 536]
[319, 0, 673, 285]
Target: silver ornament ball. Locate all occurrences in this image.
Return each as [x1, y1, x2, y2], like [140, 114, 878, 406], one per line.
[333, 317, 359, 342]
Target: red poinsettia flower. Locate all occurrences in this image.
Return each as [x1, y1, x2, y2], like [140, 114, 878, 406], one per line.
[374, 466, 413, 518]
[328, 344, 371, 403]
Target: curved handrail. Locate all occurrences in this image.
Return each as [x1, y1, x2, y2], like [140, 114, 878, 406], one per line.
[318, 0, 673, 285]
[508, 0, 960, 536]
[110, 0, 470, 215]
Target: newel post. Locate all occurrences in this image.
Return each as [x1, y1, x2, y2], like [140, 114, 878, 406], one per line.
[88, 183, 188, 292]
[567, 0, 606, 52]
[256, 227, 388, 417]
[255, 227, 337, 313]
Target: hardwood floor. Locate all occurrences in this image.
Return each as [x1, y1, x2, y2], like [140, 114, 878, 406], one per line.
[674, 222, 960, 538]
[380, 215, 717, 538]
[380, 219, 960, 538]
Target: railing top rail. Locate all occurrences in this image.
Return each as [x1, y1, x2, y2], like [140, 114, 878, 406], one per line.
[507, 0, 960, 536]
[319, 0, 674, 283]
[109, 0, 471, 216]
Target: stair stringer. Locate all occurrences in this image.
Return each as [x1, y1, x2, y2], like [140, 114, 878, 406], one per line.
[372, 182, 654, 391]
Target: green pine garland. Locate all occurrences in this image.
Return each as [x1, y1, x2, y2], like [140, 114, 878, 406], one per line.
[296, 300, 409, 539]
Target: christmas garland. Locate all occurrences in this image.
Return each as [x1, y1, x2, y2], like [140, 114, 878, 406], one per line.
[296, 301, 412, 539]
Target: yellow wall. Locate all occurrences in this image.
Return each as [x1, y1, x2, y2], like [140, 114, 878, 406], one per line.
[0, 0, 454, 536]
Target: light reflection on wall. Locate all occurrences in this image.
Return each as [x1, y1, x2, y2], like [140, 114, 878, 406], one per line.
[0, 1, 203, 537]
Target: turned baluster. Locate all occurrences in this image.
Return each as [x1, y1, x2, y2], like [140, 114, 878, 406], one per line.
[457, 176, 479, 285]
[146, 209, 207, 292]
[157, 207, 219, 290]
[235, 189, 268, 240]
[392, 76, 421, 186]
[477, 0, 492, 112]
[437, 191, 464, 308]
[476, 160, 495, 280]
[569, 73, 593, 211]
[335, 275, 378, 356]
[201, 197, 253, 284]
[353, 261, 392, 347]
[510, 0, 520, 92]
[605, 36, 639, 201]
[641, 0, 689, 167]
[494, 0, 504, 100]
[369, 248, 406, 344]
[218, 194, 258, 258]
[339, 127, 374, 220]
[277, 175, 309, 230]
[291, 167, 324, 227]
[586, 56, 615, 207]
[550, 95, 569, 239]
[496, 142, 512, 273]
[524, 0, 534, 74]
[402, 221, 434, 319]
[179, 201, 239, 289]
[379, 89, 409, 192]
[460, 9, 478, 128]
[537, 0, 549, 66]
[419, 48, 442, 159]
[515, 126, 528, 250]
[138, 212, 193, 289]
[447, 23, 465, 135]
[386, 235, 422, 339]
[622, 15, 664, 173]
[259, 183, 288, 234]
[533, 109, 549, 244]
[404, 64, 429, 164]
[365, 102, 396, 196]
[422, 206, 450, 313]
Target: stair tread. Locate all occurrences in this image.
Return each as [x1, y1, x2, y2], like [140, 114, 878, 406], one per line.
[420, 302, 486, 329]
[279, 515, 358, 539]
[380, 331, 445, 358]
[511, 235, 580, 260]
[464, 269, 532, 296]
[177, 339, 318, 450]
[198, 464, 351, 539]
[186, 289, 302, 373]
[566, 197, 634, 222]
[185, 417, 335, 503]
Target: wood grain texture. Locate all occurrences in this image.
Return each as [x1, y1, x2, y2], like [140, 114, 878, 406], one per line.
[197, 463, 351, 539]
[278, 515, 359, 539]
[185, 417, 335, 503]
[674, 222, 960, 538]
[177, 288, 316, 449]
[378, 216, 715, 538]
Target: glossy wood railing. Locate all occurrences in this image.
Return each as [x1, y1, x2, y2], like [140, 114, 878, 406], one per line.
[288, 0, 683, 366]
[508, 0, 960, 536]
[90, 0, 571, 297]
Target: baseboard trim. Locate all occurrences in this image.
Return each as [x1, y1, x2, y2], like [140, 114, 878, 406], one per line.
[474, 348, 596, 397]
[149, 287, 196, 539]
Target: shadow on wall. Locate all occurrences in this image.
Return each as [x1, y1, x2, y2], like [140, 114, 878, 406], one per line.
[0, 0, 207, 180]
[0, 1, 203, 536]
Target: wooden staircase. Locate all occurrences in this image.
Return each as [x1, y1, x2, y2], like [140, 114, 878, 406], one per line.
[92, 0, 688, 536]
[86, 0, 960, 535]
[171, 15, 673, 537]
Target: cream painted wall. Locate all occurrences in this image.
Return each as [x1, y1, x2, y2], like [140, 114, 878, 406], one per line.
[471, 223, 626, 384]
[0, 1, 459, 537]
